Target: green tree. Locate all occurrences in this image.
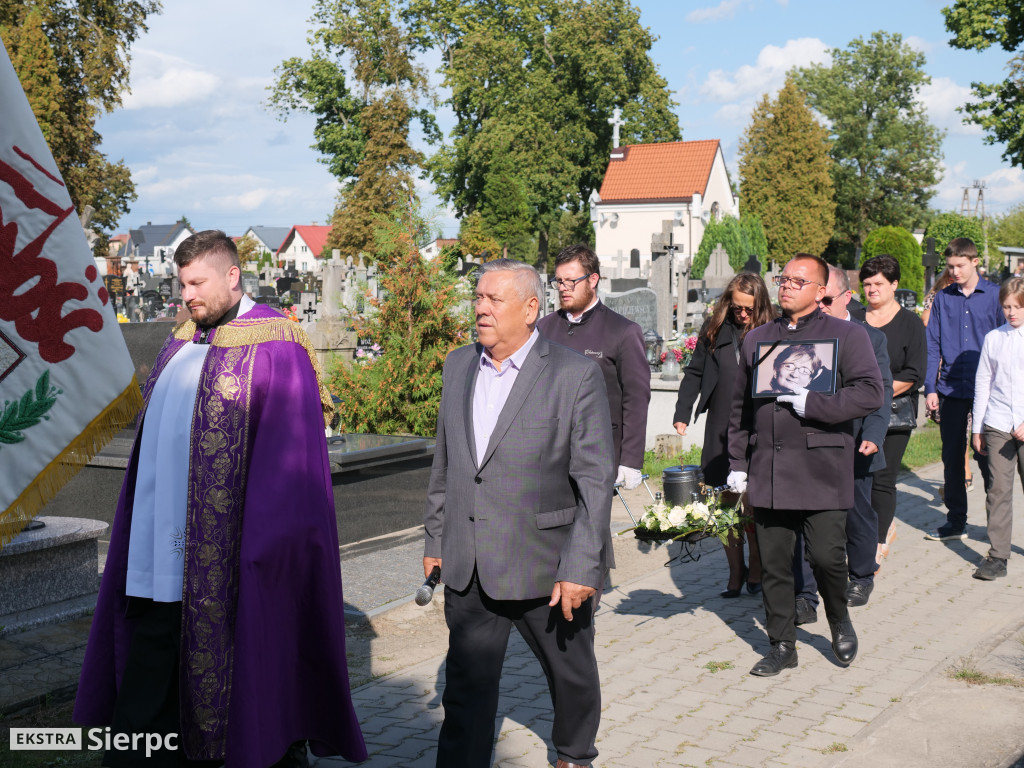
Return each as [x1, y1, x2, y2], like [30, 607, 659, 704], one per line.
[236, 234, 261, 267]
[923, 212, 987, 269]
[328, 210, 471, 435]
[793, 31, 945, 249]
[740, 214, 769, 266]
[692, 215, 743, 279]
[989, 202, 1024, 251]
[269, 0, 436, 261]
[457, 211, 500, 261]
[861, 226, 924, 298]
[738, 78, 835, 266]
[406, 0, 680, 268]
[479, 155, 533, 258]
[0, 0, 160, 230]
[944, 1, 1024, 167]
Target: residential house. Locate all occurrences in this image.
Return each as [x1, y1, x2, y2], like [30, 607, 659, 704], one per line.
[419, 238, 459, 262]
[276, 225, 332, 272]
[126, 220, 195, 276]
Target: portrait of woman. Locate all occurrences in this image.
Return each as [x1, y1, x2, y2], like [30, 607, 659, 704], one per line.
[755, 342, 836, 396]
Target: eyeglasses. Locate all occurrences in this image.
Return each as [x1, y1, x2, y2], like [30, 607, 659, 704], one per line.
[773, 275, 820, 290]
[780, 362, 812, 376]
[820, 294, 839, 306]
[730, 304, 753, 315]
[550, 274, 593, 290]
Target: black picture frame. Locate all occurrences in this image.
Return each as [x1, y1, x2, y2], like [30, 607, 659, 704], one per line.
[752, 339, 839, 398]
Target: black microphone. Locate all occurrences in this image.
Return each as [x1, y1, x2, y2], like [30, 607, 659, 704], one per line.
[415, 566, 442, 606]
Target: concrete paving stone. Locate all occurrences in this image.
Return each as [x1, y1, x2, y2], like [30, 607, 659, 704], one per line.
[672, 744, 730, 766]
[500, 704, 550, 728]
[771, 714, 817, 737]
[733, 700, 785, 723]
[688, 700, 742, 724]
[361, 724, 434, 746]
[716, 715, 770, 738]
[683, 726, 741, 752]
[721, 743, 779, 767]
[369, 735, 436, 759]
[599, 700, 647, 723]
[837, 701, 883, 722]
[669, 713, 725, 739]
[811, 714, 870, 738]
[770, 744, 833, 767]
[740, 726, 794, 752]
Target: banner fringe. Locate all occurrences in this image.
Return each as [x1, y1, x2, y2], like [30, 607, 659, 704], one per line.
[0, 378, 143, 549]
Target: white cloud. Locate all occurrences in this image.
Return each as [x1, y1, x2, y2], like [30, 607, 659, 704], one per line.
[919, 77, 982, 136]
[122, 49, 219, 109]
[211, 188, 273, 211]
[699, 38, 831, 104]
[686, 0, 744, 23]
[903, 35, 934, 54]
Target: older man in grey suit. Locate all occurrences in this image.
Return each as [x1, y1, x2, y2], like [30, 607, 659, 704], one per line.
[423, 259, 614, 768]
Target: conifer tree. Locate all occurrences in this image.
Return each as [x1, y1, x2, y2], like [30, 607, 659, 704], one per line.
[738, 77, 835, 266]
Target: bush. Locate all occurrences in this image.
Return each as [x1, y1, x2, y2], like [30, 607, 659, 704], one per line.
[861, 226, 924, 299]
[692, 215, 744, 279]
[924, 212, 986, 270]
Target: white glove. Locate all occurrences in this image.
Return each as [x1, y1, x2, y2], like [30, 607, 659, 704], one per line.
[616, 465, 643, 490]
[777, 387, 809, 417]
[726, 470, 748, 495]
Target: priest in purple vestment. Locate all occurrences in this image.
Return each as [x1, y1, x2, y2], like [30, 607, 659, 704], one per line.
[74, 230, 367, 767]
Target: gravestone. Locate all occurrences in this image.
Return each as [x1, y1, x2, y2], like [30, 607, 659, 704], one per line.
[604, 287, 658, 334]
[242, 273, 259, 297]
[308, 255, 357, 368]
[923, 237, 938, 294]
[742, 254, 763, 275]
[704, 244, 735, 290]
[650, 251, 673, 340]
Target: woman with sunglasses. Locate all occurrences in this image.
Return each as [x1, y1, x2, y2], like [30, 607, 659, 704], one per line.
[673, 273, 777, 597]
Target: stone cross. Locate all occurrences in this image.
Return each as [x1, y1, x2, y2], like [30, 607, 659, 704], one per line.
[320, 252, 344, 319]
[608, 106, 625, 149]
[704, 243, 736, 290]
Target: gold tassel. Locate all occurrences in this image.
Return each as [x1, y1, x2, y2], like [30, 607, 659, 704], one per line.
[0, 378, 144, 549]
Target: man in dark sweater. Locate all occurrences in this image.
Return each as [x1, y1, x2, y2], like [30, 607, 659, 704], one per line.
[537, 244, 651, 490]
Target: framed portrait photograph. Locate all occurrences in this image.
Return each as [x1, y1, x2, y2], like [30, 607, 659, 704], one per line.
[752, 339, 838, 398]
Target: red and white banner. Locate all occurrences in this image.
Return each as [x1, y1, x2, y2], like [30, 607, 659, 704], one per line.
[0, 40, 141, 546]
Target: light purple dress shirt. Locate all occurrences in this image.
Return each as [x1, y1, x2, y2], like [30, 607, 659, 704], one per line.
[473, 329, 540, 463]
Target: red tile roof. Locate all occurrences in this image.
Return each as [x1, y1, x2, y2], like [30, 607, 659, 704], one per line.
[277, 225, 333, 257]
[598, 140, 720, 203]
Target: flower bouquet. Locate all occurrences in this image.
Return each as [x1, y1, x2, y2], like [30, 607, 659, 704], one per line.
[631, 487, 747, 546]
[660, 333, 699, 368]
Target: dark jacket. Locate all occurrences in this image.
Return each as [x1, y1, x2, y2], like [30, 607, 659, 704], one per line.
[853, 317, 892, 476]
[538, 300, 650, 469]
[673, 318, 741, 426]
[728, 308, 884, 511]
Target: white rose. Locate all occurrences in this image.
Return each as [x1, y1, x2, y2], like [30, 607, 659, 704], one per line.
[667, 506, 687, 528]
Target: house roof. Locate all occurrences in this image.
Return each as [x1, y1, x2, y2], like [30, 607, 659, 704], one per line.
[128, 221, 193, 258]
[597, 140, 721, 203]
[277, 225, 333, 257]
[247, 226, 292, 252]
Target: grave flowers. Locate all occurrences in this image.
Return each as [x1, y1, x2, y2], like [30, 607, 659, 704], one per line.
[632, 488, 746, 545]
[661, 333, 698, 368]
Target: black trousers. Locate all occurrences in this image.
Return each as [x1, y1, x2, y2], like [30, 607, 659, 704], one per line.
[105, 600, 222, 768]
[872, 429, 912, 543]
[437, 575, 601, 768]
[940, 396, 992, 529]
[755, 507, 849, 644]
[795, 474, 877, 606]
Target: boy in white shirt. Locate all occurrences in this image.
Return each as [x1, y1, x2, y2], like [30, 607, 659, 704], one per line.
[972, 277, 1024, 579]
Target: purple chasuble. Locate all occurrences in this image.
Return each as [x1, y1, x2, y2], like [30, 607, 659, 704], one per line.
[74, 304, 367, 766]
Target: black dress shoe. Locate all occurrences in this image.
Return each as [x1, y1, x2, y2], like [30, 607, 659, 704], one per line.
[795, 597, 818, 625]
[846, 580, 873, 607]
[830, 619, 858, 666]
[746, 580, 762, 595]
[750, 641, 798, 676]
[720, 586, 742, 598]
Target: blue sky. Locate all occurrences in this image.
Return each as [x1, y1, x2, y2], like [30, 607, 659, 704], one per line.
[94, 0, 1019, 239]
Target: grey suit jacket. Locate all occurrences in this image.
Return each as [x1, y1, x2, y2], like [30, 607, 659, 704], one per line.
[423, 335, 615, 601]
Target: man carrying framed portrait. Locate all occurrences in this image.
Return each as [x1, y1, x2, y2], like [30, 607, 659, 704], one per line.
[727, 254, 884, 677]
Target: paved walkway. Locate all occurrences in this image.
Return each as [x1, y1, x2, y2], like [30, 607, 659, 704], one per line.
[318, 462, 1024, 767]
[3, 461, 1024, 767]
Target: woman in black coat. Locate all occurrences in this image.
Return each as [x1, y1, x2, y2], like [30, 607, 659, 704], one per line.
[673, 273, 776, 597]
